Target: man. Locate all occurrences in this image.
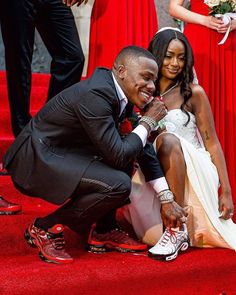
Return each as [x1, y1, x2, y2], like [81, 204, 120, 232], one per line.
[0, 0, 85, 137]
[4, 46, 186, 264]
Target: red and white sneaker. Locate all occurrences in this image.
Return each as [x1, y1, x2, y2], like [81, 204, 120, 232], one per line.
[87, 224, 147, 253]
[148, 223, 189, 261]
[25, 223, 73, 264]
[0, 196, 22, 215]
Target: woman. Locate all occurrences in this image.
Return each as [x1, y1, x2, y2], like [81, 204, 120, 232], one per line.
[86, 0, 158, 77]
[169, 0, 236, 209]
[123, 28, 236, 261]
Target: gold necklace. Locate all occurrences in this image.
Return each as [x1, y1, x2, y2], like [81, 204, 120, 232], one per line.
[160, 82, 179, 99]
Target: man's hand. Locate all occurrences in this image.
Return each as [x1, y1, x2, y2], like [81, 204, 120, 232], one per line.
[62, 0, 88, 7]
[161, 201, 188, 229]
[144, 98, 167, 123]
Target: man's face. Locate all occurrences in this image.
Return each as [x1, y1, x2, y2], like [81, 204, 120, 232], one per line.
[118, 56, 158, 109]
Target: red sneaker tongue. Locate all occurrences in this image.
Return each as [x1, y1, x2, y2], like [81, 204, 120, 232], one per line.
[48, 224, 64, 234]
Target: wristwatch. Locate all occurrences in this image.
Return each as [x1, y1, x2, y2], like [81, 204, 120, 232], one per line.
[158, 190, 174, 204]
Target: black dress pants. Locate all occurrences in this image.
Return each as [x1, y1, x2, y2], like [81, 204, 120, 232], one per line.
[1, 0, 84, 137]
[36, 159, 132, 236]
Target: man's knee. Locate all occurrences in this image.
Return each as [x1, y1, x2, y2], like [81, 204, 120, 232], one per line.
[79, 170, 131, 200]
[112, 172, 131, 199]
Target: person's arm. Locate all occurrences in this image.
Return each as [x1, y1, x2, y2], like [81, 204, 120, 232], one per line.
[75, 89, 166, 170]
[191, 84, 234, 219]
[62, 0, 88, 7]
[169, 0, 226, 31]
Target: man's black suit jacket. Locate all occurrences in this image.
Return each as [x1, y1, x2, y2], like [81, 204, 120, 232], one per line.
[4, 68, 164, 204]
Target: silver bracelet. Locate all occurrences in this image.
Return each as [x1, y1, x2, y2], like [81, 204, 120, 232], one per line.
[158, 189, 174, 204]
[139, 116, 157, 131]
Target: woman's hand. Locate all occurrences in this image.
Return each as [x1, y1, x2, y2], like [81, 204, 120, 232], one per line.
[230, 19, 236, 32]
[215, 18, 236, 34]
[203, 15, 224, 31]
[218, 192, 234, 220]
[217, 19, 234, 34]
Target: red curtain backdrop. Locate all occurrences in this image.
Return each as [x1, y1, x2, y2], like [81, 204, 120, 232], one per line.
[87, 0, 158, 77]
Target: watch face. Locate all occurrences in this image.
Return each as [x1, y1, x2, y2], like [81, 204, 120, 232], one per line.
[159, 190, 174, 203]
[166, 192, 173, 198]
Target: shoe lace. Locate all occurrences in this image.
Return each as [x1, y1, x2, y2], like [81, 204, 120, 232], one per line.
[158, 228, 177, 247]
[48, 233, 66, 250]
[97, 228, 139, 245]
[110, 229, 131, 243]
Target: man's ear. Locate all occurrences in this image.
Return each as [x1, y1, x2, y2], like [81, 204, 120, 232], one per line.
[117, 64, 127, 80]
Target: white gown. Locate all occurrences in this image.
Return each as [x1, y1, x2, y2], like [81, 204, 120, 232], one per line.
[122, 109, 236, 249]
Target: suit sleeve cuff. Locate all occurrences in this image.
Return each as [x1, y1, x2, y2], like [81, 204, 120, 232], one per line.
[149, 177, 169, 195]
[132, 125, 148, 147]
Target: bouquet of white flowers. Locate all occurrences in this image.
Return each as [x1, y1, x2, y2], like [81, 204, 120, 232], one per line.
[204, 0, 236, 15]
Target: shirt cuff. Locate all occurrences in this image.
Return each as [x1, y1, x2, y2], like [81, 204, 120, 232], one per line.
[149, 177, 169, 195]
[132, 124, 148, 147]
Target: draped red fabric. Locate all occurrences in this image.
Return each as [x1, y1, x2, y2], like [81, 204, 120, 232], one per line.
[87, 0, 158, 77]
[184, 0, 236, 203]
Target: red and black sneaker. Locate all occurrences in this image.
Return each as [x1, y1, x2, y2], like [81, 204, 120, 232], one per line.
[0, 196, 22, 215]
[87, 224, 147, 253]
[24, 223, 73, 264]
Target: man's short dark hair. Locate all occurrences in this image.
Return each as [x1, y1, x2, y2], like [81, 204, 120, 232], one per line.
[115, 45, 157, 64]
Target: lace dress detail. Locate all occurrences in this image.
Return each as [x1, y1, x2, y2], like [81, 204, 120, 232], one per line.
[163, 109, 202, 149]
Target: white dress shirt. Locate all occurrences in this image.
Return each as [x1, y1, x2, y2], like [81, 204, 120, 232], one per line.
[112, 74, 169, 194]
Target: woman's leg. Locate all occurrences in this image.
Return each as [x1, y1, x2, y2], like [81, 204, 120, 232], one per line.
[155, 133, 186, 206]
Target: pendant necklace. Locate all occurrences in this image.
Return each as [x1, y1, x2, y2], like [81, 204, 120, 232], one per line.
[156, 82, 179, 129]
[159, 82, 179, 101]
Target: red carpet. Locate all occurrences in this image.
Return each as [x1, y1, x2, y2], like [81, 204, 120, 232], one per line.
[0, 71, 236, 294]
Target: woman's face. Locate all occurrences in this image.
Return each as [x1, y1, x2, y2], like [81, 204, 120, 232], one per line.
[161, 39, 186, 80]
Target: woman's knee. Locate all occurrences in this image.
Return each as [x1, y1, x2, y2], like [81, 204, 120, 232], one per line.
[156, 133, 182, 156]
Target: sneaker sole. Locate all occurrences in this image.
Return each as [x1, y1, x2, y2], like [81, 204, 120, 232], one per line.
[38, 252, 72, 264]
[87, 245, 108, 253]
[148, 240, 189, 261]
[87, 243, 146, 253]
[0, 210, 22, 215]
[24, 229, 37, 248]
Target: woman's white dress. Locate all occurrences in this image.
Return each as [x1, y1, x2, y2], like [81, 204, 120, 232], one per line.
[122, 109, 236, 249]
